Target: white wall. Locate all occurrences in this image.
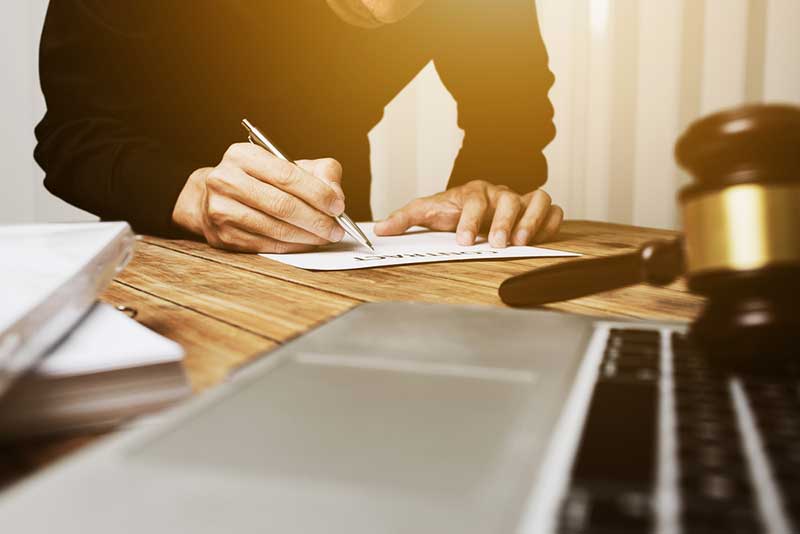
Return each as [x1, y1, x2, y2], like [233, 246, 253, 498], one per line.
[0, 0, 94, 224]
[371, 0, 800, 228]
[2, 1, 799, 229]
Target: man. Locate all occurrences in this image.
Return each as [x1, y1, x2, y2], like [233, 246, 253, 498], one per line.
[36, 0, 562, 253]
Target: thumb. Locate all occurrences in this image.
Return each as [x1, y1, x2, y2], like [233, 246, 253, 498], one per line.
[374, 210, 413, 236]
[374, 198, 437, 236]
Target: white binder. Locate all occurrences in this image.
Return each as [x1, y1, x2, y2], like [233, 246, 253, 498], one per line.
[0, 222, 135, 397]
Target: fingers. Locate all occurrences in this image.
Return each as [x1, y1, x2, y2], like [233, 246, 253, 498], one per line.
[209, 227, 317, 254]
[455, 190, 489, 246]
[203, 217, 317, 254]
[296, 158, 345, 199]
[487, 191, 523, 248]
[531, 204, 564, 244]
[374, 198, 461, 236]
[206, 165, 344, 243]
[511, 190, 553, 246]
[205, 194, 329, 245]
[224, 143, 344, 217]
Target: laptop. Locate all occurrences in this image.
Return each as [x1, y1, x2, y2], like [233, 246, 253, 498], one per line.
[0, 302, 796, 533]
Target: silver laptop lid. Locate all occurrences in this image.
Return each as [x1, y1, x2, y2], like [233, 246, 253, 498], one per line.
[0, 303, 595, 533]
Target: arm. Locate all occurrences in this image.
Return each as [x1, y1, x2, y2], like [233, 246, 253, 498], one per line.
[35, 1, 198, 236]
[38, 1, 350, 252]
[434, 0, 556, 192]
[375, 1, 562, 246]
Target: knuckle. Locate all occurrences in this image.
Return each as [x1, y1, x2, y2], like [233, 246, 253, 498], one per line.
[465, 179, 486, 190]
[499, 190, 520, 205]
[469, 191, 489, 208]
[272, 161, 298, 187]
[319, 158, 343, 180]
[224, 142, 250, 162]
[205, 169, 228, 191]
[215, 227, 233, 244]
[537, 189, 552, 204]
[206, 200, 228, 227]
[204, 230, 222, 248]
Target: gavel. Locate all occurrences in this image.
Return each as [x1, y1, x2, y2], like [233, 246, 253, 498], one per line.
[500, 104, 800, 368]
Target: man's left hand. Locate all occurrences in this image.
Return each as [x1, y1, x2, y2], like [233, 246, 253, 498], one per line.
[374, 180, 563, 247]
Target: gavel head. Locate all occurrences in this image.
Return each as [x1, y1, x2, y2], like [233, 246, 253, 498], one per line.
[675, 104, 800, 369]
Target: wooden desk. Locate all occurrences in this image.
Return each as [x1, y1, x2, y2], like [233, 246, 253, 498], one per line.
[1, 221, 702, 483]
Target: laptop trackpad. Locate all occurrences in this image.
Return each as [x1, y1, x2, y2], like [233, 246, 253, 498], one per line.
[134, 352, 539, 497]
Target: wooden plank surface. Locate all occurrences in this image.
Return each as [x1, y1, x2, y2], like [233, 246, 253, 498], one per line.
[101, 283, 275, 392]
[1, 220, 701, 487]
[140, 220, 701, 322]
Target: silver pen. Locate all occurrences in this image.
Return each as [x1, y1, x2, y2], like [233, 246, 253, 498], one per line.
[241, 119, 375, 252]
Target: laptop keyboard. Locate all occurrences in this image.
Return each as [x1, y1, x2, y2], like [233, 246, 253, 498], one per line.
[557, 327, 798, 534]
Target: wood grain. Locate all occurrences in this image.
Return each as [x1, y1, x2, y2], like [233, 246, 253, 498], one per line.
[141, 220, 700, 321]
[101, 282, 274, 392]
[116, 241, 360, 343]
[4, 220, 702, 487]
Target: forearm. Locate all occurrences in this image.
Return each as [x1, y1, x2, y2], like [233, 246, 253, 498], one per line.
[433, 0, 555, 192]
[35, 116, 199, 236]
[36, 1, 201, 236]
[448, 138, 552, 193]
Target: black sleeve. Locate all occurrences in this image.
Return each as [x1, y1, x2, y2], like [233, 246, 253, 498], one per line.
[431, 0, 556, 193]
[35, 1, 198, 236]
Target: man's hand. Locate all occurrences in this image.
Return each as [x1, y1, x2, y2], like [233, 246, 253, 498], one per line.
[374, 180, 563, 247]
[172, 143, 347, 253]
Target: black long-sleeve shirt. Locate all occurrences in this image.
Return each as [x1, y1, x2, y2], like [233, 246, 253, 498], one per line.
[35, 0, 555, 236]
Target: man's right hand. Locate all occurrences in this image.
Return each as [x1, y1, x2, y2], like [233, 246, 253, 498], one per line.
[172, 143, 347, 253]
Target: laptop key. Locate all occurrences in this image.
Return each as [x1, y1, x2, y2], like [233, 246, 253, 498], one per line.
[741, 375, 800, 526]
[672, 333, 768, 532]
[556, 329, 661, 533]
[558, 382, 658, 532]
[559, 488, 651, 534]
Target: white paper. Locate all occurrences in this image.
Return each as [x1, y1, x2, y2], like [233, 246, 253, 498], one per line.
[37, 303, 184, 377]
[261, 223, 579, 271]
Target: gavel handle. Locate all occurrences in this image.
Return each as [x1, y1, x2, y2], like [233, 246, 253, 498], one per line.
[499, 253, 643, 307]
[499, 238, 684, 307]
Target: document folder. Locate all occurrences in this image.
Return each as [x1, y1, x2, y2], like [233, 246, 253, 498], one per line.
[0, 222, 134, 397]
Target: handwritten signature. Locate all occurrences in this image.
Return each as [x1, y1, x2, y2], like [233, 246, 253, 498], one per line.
[354, 250, 500, 262]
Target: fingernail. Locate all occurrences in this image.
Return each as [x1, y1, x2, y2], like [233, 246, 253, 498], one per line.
[514, 230, 529, 245]
[329, 198, 345, 216]
[457, 231, 474, 246]
[330, 225, 345, 242]
[490, 230, 507, 248]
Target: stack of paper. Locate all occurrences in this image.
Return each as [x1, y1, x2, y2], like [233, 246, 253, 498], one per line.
[0, 222, 134, 396]
[0, 304, 190, 441]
